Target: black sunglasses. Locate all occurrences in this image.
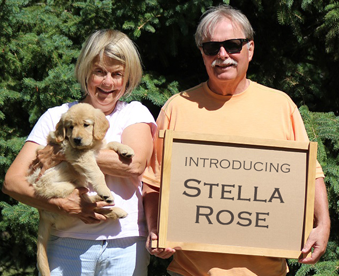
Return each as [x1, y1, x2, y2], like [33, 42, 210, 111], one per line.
[201, 38, 250, 56]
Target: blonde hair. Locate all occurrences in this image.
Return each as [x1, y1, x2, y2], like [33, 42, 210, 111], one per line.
[75, 29, 142, 97]
[195, 5, 254, 47]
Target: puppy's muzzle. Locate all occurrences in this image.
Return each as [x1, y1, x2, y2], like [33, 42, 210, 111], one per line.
[73, 137, 82, 146]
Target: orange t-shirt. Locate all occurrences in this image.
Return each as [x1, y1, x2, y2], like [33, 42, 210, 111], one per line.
[143, 80, 324, 276]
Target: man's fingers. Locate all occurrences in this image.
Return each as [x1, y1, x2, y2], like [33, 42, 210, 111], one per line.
[153, 248, 176, 259]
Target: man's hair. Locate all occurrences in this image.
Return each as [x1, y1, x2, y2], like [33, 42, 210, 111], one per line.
[195, 5, 254, 47]
[75, 29, 142, 97]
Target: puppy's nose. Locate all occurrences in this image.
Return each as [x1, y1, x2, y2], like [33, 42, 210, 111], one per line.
[73, 137, 82, 145]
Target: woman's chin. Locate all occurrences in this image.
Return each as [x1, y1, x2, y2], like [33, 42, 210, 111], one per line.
[95, 91, 116, 103]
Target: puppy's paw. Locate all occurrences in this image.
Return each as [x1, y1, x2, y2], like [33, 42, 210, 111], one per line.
[107, 142, 134, 159]
[100, 194, 115, 204]
[95, 186, 115, 204]
[119, 148, 134, 158]
[112, 207, 128, 219]
[100, 207, 128, 220]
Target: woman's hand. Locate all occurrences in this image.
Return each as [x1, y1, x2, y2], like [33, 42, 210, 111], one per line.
[3, 142, 110, 221]
[53, 187, 111, 224]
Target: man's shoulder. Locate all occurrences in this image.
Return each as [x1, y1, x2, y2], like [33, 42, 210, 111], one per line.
[163, 83, 206, 109]
[181, 82, 205, 94]
[251, 81, 293, 101]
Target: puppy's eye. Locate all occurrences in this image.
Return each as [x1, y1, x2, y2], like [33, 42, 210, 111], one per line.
[69, 126, 74, 130]
[84, 123, 90, 128]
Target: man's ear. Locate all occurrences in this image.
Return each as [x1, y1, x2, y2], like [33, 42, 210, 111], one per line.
[199, 46, 204, 55]
[248, 40, 255, 62]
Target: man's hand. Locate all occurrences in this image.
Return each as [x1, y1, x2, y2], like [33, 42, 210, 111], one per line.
[299, 177, 330, 264]
[143, 183, 180, 259]
[146, 230, 178, 259]
[299, 224, 330, 264]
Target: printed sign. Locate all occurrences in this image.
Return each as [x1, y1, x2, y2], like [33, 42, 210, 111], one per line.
[154, 130, 317, 259]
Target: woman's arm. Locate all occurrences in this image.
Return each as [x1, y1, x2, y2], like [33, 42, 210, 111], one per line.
[2, 141, 108, 223]
[3, 142, 52, 208]
[96, 123, 153, 179]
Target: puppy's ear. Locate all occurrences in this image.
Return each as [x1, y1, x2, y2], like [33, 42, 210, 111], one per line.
[93, 109, 109, 140]
[53, 114, 66, 143]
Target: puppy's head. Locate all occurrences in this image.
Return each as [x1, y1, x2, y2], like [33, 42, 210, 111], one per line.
[53, 103, 109, 149]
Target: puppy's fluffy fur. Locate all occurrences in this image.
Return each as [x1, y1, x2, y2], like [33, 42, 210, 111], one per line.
[27, 103, 134, 276]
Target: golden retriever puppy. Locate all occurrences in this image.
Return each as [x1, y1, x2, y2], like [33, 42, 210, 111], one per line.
[27, 103, 134, 276]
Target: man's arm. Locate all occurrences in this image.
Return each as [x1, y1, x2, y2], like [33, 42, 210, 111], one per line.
[143, 182, 176, 259]
[299, 177, 330, 264]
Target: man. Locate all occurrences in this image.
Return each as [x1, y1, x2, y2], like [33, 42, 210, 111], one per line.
[142, 5, 330, 276]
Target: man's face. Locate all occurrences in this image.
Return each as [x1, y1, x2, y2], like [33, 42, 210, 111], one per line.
[200, 18, 254, 94]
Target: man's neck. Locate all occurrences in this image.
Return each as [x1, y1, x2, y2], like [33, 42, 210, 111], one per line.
[207, 78, 249, 96]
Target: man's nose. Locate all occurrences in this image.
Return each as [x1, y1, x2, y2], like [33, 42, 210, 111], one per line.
[218, 46, 229, 59]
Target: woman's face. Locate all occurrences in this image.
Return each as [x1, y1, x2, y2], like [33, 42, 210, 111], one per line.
[84, 55, 126, 115]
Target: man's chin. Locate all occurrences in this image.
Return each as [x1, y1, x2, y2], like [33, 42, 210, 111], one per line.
[214, 71, 236, 80]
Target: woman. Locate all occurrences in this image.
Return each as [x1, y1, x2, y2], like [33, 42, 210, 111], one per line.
[3, 29, 155, 275]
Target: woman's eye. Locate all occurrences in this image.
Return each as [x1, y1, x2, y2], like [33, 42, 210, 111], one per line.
[93, 69, 105, 76]
[112, 72, 123, 79]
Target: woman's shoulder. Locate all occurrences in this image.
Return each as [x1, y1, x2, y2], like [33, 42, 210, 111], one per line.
[116, 100, 143, 108]
[45, 101, 78, 116]
[112, 101, 156, 126]
[34, 101, 78, 127]
[115, 100, 151, 114]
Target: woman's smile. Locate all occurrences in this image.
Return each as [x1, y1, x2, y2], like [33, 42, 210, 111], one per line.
[84, 56, 126, 114]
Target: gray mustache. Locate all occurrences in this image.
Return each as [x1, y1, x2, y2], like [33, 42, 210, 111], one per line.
[212, 59, 238, 67]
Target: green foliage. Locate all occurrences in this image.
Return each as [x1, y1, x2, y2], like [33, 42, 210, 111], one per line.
[238, 0, 339, 112]
[1, 0, 339, 275]
[288, 259, 339, 275]
[296, 106, 339, 275]
[316, 3, 339, 60]
[125, 73, 179, 106]
[0, 202, 39, 274]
